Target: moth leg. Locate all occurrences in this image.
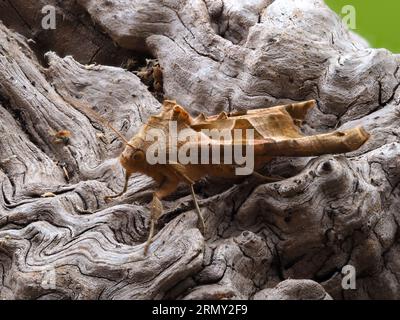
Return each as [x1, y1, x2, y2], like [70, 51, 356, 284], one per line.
[167, 164, 205, 235]
[144, 179, 179, 255]
[190, 184, 205, 235]
[251, 171, 284, 183]
[144, 194, 162, 256]
[104, 171, 131, 202]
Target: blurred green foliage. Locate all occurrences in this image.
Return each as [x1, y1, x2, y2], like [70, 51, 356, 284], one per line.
[325, 0, 400, 53]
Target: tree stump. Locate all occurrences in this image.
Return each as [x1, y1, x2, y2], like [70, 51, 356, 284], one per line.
[0, 0, 399, 300]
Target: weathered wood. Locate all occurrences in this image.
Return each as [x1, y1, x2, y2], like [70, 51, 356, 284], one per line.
[253, 279, 332, 300]
[0, 0, 135, 65]
[1, 0, 400, 300]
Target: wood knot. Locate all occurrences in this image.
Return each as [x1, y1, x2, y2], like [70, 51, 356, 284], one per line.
[317, 159, 335, 175]
[321, 161, 333, 172]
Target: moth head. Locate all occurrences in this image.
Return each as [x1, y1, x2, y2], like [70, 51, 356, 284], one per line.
[119, 138, 146, 173]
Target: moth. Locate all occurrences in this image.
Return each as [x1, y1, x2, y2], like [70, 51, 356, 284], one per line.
[49, 129, 71, 144]
[99, 99, 370, 255]
[64, 96, 369, 254]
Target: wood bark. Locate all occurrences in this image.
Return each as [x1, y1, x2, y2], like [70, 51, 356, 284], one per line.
[0, 0, 400, 300]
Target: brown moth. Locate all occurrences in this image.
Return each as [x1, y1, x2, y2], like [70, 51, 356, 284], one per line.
[101, 99, 370, 255]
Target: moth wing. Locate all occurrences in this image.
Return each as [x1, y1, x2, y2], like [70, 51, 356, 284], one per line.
[190, 100, 316, 138]
[209, 126, 369, 157]
[230, 100, 316, 139]
[242, 100, 316, 124]
[244, 112, 304, 140]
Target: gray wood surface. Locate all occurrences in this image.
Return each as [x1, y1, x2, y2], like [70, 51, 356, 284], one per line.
[1, 0, 399, 299]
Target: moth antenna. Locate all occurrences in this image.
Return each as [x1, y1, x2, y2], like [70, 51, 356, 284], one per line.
[190, 184, 205, 234]
[62, 95, 136, 149]
[105, 121, 133, 147]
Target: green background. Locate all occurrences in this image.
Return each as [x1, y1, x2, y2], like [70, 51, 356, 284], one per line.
[325, 0, 400, 53]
